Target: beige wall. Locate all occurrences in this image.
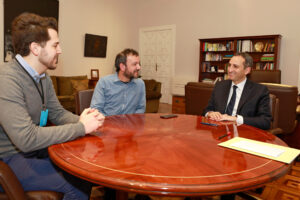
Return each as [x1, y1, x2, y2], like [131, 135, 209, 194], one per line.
[0, 0, 299, 87]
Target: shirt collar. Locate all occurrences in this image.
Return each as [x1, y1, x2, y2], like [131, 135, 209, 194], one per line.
[15, 54, 45, 83]
[231, 77, 247, 90]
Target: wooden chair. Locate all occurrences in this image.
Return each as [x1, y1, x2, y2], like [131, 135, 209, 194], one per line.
[0, 160, 63, 200]
[75, 89, 94, 115]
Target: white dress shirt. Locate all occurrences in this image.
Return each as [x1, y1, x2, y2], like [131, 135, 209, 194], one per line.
[226, 78, 247, 124]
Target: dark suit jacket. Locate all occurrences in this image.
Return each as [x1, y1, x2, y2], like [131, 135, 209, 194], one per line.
[203, 79, 271, 130]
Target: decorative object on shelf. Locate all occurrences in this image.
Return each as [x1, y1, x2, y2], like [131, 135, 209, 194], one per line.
[91, 69, 99, 80]
[254, 42, 264, 52]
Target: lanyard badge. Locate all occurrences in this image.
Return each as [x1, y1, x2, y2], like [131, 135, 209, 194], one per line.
[39, 108, 48, 127]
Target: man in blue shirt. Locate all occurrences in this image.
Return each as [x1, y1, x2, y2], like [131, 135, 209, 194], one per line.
[91, 48, 146, 116]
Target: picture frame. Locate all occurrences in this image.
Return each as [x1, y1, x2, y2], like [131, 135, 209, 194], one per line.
[91, 69, 99, 80]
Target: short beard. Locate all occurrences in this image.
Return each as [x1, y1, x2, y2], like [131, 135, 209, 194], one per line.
[124, 70, 138, 80]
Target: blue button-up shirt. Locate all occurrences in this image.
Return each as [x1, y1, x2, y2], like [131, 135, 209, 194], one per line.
[15, 54, 45, 83]
[90, 73, 146, 116]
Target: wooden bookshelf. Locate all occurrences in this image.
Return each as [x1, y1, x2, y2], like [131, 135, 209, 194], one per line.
[199, 35, 281, 82]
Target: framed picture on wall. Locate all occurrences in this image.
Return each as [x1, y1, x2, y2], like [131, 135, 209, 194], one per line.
[91, 69, 99, 80]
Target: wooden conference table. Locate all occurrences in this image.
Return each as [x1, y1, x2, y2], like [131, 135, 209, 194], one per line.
[48, 114, 290, 197]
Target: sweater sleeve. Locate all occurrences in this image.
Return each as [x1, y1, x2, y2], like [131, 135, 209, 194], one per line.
[0, 73, 85, 153]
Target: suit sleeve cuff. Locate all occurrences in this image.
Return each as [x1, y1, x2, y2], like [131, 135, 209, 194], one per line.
[236, 115, 244, 125]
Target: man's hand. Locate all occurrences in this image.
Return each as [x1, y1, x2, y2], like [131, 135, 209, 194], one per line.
[79, 108, 105, 134]
[220, 114, 237, 122]
[207, 112, 237, 122]
[207, 111, 223, 121]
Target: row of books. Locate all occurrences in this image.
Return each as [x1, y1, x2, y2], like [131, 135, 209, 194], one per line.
[237, 40, 253, 52]
[205, 53, 233, 61]
[255, 63, 275, 70]
[202, 41, 234, 51]
[263, 42, 275, 52]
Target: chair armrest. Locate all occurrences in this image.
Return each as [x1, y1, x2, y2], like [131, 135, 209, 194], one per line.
[0, 160, 27, 199]
[268, 128, 283, 135]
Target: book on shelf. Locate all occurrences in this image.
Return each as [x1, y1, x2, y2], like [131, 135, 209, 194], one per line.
[202, 62, 210, 72]
[224, 63, 229, 72]
[241, 40, 253, 52]
[237, 40, 253, 52]
[263, 63, 274, 70]
[223, 54, 233, 60]
[261, 53, 274, 61]
[202, 78, 214, 83]
[226, 41, 234, 51]
[263, 42, 275, 52]
[205, 53, 222, 61]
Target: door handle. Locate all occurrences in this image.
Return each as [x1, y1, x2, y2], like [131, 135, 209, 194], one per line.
[156, 64, 158, 71]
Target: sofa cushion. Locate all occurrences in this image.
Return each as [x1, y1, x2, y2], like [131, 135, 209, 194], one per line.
[56, 75, 88, 96]
[70, 79, 89, 95]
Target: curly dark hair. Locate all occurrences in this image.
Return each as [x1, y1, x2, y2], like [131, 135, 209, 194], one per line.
[11, 12, 58, 56]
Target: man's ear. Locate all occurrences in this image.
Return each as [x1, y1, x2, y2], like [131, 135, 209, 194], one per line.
[29, 42, 40, 56]
[119, 63, 126, 72]
[245, 67, 251, 75]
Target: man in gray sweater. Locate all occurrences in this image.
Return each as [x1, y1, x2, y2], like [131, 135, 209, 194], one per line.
[0, 13, 105, 199]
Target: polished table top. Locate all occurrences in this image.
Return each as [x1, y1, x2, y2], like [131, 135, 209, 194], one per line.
[48, 114, 290, 196]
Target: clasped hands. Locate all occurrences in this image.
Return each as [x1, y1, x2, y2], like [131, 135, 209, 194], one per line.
[79, 108, 105, 134]
[207, 111, 237, 122]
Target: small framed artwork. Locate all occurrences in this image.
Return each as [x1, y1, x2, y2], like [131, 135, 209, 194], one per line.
[91, 69, 99, 80]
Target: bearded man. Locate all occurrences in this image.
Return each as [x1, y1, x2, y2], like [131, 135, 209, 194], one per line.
[91, 48, 146, 116]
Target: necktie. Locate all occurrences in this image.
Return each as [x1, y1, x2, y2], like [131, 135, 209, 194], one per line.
[226, 85, 237, 116]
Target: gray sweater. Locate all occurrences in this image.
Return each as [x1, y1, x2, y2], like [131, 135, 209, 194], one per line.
[0, 60, 85, 158]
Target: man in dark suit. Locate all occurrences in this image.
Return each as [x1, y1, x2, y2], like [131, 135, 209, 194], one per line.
[203, 52, 271, 130]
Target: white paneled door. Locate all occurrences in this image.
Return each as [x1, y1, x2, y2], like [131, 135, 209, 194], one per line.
[139, 25, 176, 104]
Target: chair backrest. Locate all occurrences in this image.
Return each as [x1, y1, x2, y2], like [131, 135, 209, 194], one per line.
[75, 89, 94, 115]
[248, 70, 281, 84]
[185, 82, 214, 115]
[262, 83, 298, 134]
